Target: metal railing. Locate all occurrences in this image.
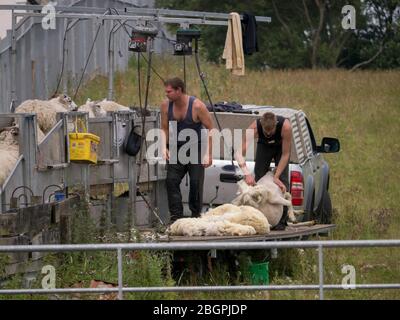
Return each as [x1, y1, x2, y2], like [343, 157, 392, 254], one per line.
[1, 240, 399, 300]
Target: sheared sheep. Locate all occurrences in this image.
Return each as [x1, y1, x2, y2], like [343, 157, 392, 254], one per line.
[167, 217, 257, 237]
[0, 127, 20, 187]
[167, 203, 270, 236]
[232, 171, 296, 227]
[202, 204, 271, 234]
[15, 94, 77, 133]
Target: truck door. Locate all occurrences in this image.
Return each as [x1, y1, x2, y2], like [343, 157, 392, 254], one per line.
[305, 117, 323, 211]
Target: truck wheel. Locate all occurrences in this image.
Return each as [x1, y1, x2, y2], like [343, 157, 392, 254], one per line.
[316, 191, 332, 224]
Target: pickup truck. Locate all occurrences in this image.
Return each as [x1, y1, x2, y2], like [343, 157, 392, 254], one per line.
[179, 105, 340, 226]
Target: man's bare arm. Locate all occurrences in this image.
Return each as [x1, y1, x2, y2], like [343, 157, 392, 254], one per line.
[196, 101, 214, 167]
[274, 119, 292, 182]
[160, 101, 169, 159]
[235, 120, 257, 176]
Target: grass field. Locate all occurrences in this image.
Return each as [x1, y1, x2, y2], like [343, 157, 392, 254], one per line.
[73, 57, 400, 299]
[3, 56, 398, 300]
[74, 56, 400, 299]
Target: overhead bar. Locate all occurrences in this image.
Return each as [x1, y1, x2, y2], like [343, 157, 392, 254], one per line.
[0, 4, 271, 23]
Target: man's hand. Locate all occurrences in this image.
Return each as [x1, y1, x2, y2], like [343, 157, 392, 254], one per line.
[273, 176, 286, 193]
[244, 174, 256, 186]
[162, 148, 170, 161]
[202, 153, 213, 168]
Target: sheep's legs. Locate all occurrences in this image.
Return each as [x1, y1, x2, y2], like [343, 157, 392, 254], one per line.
[284, 192, 297, 223]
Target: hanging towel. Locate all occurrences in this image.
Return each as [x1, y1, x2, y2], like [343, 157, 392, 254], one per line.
[242, 12, 259, 55]
[222, 12, 245, 76]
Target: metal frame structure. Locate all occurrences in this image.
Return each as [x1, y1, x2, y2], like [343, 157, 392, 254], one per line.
[0, 4, 271, 222]
[0, 239, 399, 300]
[0, 4, 271, 107]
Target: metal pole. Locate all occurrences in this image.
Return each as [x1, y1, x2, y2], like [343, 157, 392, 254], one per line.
[117, 248, 123, 300]
[63, 18, 69, 94]
[0, 188, 4, 213]
[84, 113, 90, 198]
[318, 244, 324, 300]
[11, 10, 17, 107]
[108, 20, 115, 101]
[129, 132, 137, 229]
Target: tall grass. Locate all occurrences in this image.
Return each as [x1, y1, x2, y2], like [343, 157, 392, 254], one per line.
[73, 56, 400, 299]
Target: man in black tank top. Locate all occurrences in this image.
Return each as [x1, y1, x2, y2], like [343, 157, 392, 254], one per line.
[236, 112, 292, 230]
[160, 78, 214, 223]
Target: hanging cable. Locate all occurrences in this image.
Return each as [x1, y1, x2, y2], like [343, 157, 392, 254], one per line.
[183, 54, 187, 91]
[193, 39, 221, 130]
[140, 52, 165, 83]
[137, 52, 142, 109]
[194, 38, 236, 168]
[136, 41, 153, 185]
[110, 8, 132, 37]
[53, 19, 81, 97]
[109, 8, 165, 83]
[73, 21, 103, 100]
[135, 36, 165, 226]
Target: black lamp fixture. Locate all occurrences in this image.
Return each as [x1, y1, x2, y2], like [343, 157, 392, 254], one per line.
[128, 23, 159, 52]
[173, 27, 201, 56]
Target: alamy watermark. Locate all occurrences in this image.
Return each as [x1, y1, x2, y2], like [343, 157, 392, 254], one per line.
[342, 5, 356, 30]
[341, 264, 356, 289]
[41, 264, 56, 289]
[41, 1, 57, 30]
[144, 123, 255, 166]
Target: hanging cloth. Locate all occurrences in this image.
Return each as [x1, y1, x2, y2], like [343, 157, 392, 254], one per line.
[222, 12, 245, 76]
[242, 12, 259, 55]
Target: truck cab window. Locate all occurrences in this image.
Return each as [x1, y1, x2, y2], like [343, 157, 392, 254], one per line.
[305, 117, 317, 152]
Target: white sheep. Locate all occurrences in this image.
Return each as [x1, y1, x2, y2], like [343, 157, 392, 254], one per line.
[97, 99, 130, 112]
[15, 94, 77, 133]
[232, 171, 296, 227]
[0, 127, 20, 187]
[167, 217, 256, 237]
[76, 99, 107, 118]
[202, 203, 271, 234]
[49, 94, 78, 111]
[167, 203, 270, 237]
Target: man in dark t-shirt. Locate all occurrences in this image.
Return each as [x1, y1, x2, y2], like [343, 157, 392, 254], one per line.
[160, 77, 214, 222]
[236, 112, 292, 230]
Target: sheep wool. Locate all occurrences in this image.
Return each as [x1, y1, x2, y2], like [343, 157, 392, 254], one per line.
[77, 100, 107, 118]
[97, 99, 130, 112]
[232, 172, 296, 227]
[15, 99, 69, 134]
[167, 202, 270, 237]
[167, 218, 256, 237]
[0, 129, 20, 187]
[203, 203, 270, 234]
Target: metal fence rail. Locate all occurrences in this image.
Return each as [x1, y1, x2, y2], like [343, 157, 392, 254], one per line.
[1, 240, 400, 300]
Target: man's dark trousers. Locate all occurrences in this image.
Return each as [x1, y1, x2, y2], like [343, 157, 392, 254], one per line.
[166, 161, 205, 222]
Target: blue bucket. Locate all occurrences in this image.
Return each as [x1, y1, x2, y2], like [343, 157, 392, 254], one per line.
[54, 191, 65, 202]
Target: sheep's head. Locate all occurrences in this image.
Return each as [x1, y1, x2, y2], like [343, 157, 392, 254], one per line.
[233, 182, 269, 208]
[76, 100, 106, 117]
[58, 94, 78, 111]
[92, 102, 107, 118]
[0, 126, 19, 145]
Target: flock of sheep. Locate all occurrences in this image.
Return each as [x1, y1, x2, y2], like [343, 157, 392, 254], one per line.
[0, 95, 130, 187]
[1, 95, 297, 237]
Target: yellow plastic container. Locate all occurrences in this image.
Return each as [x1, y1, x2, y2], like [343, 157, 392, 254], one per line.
[68, 132, 100, 164]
